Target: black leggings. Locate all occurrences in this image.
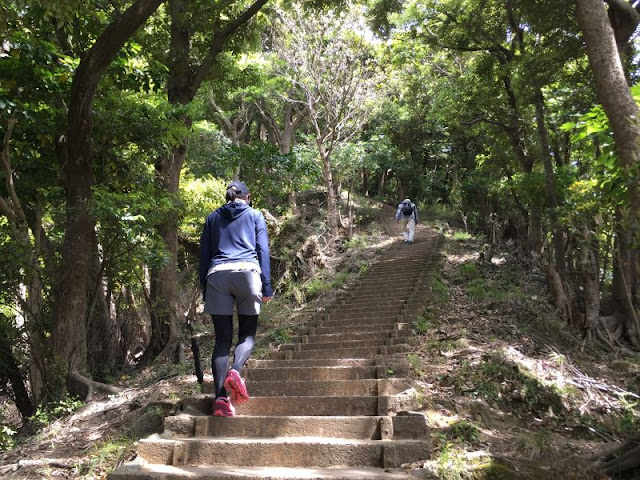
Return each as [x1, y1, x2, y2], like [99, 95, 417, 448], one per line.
[211, 314, 258, 398]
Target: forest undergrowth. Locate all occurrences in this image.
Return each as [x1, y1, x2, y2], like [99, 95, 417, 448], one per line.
[0, 197, 639, 480]
[411, 232, 640, 480]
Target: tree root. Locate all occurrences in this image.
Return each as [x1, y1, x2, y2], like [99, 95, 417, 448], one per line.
[68, 372, 123, 402]
[592, 436, 640, 476]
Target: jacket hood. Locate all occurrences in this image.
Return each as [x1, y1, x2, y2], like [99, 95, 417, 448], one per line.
[219, 201, 251, 220]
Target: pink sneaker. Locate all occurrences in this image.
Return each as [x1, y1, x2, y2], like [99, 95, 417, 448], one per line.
[223, 369, 249, 404]
[212, 397, 235, 417]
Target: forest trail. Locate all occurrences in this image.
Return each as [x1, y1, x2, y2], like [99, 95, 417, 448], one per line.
[107, 214, 445, 479]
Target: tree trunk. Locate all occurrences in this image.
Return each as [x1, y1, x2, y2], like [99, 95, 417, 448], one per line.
[581, 230, 600, 341]
[1, 119, 47, 405]
[86, 243, 117, 381]
[534, 88, 566, 279]
[51, 0, 163, 391]
[543, 263, 573, 323]
[501, 75, 540, 255]
[320, 148, 339, 237]
[362, 167, 369, 197]
[0, 332, 34, 419]
[377, 168, 387, 197]
[577, 0, 640, 347]
[146, 148, 184, 360]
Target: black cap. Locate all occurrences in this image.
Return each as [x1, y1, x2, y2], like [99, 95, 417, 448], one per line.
[228, 181, 250, 196]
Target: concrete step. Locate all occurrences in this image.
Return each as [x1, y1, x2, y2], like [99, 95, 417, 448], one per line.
[164, 414, 427, 440]
[304, 330, 411, 344]
[318, 317, 400, 327]
[247, 358, 375, 368]
[245, 365, 377, 382]
[248, 357, 411, 378]
[285, 344, 408, 360]
[136, 436, 430, 468]
[328, 306, 404, 316]
[332, 301, 406, 310]
[290, 337, 406, 351]
[109, 463, 417, 479]
[247, 379, 377, 397]
[312, 323, 411, 335]
[247, 378, 413, 397]
[183, 395, 384, 416]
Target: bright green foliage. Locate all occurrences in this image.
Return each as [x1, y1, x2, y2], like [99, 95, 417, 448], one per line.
[0, 424, 16, 452]
[180, 175, 228, 242]
[31, 394, 84, 430]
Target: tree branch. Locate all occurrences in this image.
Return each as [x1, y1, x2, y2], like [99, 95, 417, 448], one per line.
[192, 0, 270, 91]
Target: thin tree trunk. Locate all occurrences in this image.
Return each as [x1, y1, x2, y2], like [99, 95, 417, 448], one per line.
[377, 168, 387, 197]
[146, 147, 184, 360]
[0, 333, 34, 419]
[362, 167, 369, 197]
[320, 148, 339, 237]
[534, 88, 566, 279]
[577, 0, 640, 347]
[582, 229, 600, 341]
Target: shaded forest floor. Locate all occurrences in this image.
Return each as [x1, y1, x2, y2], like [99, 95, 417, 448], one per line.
[1, 199, 639, 479]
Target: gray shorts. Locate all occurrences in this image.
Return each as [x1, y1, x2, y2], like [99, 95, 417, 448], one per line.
[204, 269, 263, 316]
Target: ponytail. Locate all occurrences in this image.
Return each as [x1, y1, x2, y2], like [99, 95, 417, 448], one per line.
[226, 185, 238, 203]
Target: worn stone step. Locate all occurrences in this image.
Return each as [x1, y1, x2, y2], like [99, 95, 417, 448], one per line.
[280, 329, 400, 350]
[329, 305, 404, 319]
[136, 436, 430, 468]
[312, 323, 411, 335]
[182, 395, 382, 416]
[247, 358, 375, 369]
[247, 378, 413, 397]
[285, 344, 408, 360]
[294, 338, 407, 351]
[245, 365, 376, 382]
[318, 317, 400, 327]
[250, 357, 411, 377]
[237, 396, 377, 416]
[196, 376, 414, 399]
[305, 330, 411, 344]
[108, 463, 417, 479]
[163, 414, 427, 440]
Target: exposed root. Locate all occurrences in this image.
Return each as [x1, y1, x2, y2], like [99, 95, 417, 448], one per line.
[68, 372, 123, 402]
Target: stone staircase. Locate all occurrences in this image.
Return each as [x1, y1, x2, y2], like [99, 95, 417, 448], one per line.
[108, 229, 443, 480]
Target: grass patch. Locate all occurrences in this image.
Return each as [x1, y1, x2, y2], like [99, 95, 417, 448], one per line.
[343, 234, 368, 249]
[406, 353, 424, 376]
[414, 315, 433, 335]
[514, 429, 549, 460]
[436, 443, 490, 480]
[450, 231, 475, 241]
[303, 271, 351, 300]
[447, 419, 480, 444]
[431, 276, 449, 304]
[76, 437, 136, 477]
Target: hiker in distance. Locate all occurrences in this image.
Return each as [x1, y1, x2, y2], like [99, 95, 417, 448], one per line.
[395, 198, 418, 244]
[199, 181, 273, 417]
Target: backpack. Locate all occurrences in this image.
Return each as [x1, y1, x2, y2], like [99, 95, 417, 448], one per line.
[401, 203, 414, 216]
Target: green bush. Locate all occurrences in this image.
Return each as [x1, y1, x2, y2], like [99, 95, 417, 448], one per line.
[0, 425, 16, 452]
[31, 395, 84, 429]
